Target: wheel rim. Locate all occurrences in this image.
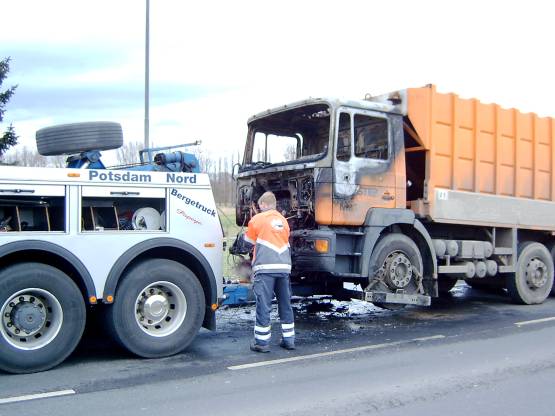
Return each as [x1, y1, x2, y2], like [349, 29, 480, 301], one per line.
[135, 281, 187, 337]
[0, 288, 63, 351]
[381, 251, 413, 289]
[525, 258, 549, 290]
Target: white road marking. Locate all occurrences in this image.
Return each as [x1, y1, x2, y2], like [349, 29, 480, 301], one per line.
[0, 389, 76, 405]
[515, 316, 555, 327]
[228, 335, 445, 371]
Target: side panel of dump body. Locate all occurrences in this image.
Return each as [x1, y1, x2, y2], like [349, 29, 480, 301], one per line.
[405, 85, 555, 231]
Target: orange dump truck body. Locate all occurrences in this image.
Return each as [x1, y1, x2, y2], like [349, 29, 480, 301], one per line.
[400, 85, 555, 230]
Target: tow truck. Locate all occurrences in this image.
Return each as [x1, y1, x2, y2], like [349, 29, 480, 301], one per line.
[0, 121, 223, 374]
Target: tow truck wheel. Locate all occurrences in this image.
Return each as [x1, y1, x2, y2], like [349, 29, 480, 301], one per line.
[107, 259, 205, 358]
[507, 242, 554, 305]
[0, 263, 86, 374]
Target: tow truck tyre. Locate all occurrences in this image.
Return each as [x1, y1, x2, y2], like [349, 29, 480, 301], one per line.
[507, 242, 554, 305]
[370, 233, 423, 309]
[36, 121, 123, 156]
[107, 259, 205, 358]
[0, 263, 86, 374]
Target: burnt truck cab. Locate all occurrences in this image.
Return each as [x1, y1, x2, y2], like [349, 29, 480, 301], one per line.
[235, 95, 437, 305]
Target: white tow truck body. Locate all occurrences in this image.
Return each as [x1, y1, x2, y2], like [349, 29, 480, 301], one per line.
[0, 165, 223, 373]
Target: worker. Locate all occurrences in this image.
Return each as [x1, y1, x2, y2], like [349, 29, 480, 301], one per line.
[242, 191, 295, 352]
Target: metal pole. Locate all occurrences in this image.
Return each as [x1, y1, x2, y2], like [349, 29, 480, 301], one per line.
[144, 0, 150, 149]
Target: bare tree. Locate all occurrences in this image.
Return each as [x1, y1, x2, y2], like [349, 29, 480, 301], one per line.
[116, 141, 143, 165]
[283, 144, 296, 161]
[2, 146, 66, 167]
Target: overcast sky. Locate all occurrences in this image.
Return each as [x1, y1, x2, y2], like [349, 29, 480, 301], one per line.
[2, 0, 554, 162]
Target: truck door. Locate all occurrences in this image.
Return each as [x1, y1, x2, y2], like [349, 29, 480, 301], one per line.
[332, 108, 397, 225]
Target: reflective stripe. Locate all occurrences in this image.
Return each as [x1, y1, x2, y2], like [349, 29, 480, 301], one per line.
[281, 323, 295, 330]
[257, 238, 290, 254]
[254, 325, 271, 333]
[252, 264, 292, 272]
[255, 333, 271, 341]
[282, 330, 295, 338]
[243, 234, 255, 244]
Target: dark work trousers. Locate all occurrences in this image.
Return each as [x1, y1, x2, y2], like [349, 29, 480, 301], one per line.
[252, 272, 295, 346]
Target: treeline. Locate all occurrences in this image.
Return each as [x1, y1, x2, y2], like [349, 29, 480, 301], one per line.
[195, 147, 241, 207]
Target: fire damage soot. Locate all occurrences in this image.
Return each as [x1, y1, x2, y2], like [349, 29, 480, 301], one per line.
[171, 188, 216, 217]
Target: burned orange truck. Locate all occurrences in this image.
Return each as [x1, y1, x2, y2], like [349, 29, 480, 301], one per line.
[234, 84, 555, 307]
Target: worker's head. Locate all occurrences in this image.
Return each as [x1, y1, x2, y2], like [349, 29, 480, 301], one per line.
[257, 191, 277, 211]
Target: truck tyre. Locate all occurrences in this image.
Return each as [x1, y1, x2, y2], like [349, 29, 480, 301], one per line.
[0, 263, 86, 374]
[438, 277, 458, 294]
[548, 244, 555, 297]
[36, 121, 123, 156]
[369, 233, 423, 309]
[106, 259, 205, 358]
[507, 242, 554, 305]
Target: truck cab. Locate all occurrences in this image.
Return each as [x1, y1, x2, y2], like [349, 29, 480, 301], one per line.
[235, 96, 436, 303]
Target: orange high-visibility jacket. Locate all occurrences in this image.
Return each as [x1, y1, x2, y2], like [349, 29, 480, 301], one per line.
[243, 209, 291, 274]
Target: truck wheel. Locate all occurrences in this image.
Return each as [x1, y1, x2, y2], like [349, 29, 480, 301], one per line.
[107, 259, 205, 358]
[0, 263, 86, 374]
[438, 277, 458, 294]
[507, 242, 554, 305]
[369, 233, 423, 309]
[548, 244, 555, 297]
[36, 121, 123, 156]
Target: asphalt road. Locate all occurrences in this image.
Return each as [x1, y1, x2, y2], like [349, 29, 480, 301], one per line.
[1, 282, 555, 415]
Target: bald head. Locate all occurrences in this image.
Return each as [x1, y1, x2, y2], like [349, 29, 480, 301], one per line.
[257, 191, 277, 211]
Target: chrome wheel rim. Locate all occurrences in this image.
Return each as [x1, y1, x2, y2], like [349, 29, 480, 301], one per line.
[0, 288, 63, 351]
[135, 281, 187, 337]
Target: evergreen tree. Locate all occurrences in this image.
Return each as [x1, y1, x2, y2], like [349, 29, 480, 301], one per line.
[0, 58, 18, 157]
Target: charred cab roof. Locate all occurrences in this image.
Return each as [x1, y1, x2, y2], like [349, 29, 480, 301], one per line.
[247, 94, 405, 124]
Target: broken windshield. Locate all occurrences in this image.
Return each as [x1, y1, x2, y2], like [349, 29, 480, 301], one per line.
[244, 104, 330, 167]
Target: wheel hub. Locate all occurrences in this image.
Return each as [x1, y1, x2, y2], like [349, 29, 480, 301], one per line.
[3, 295, 46, 336]
[382, 252, 413, 289]
[525, 258, 548, 289]
[1, 288, 63, 351]
[142, 294, 169, 324]
[135, 281, 187, 337]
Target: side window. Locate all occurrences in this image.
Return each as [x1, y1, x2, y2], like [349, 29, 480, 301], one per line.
[336, 112, 351, 162]
[354, 114, 389, 160]
[81, 186, 166, 232]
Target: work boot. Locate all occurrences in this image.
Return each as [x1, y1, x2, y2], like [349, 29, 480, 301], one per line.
[280, 338, 296, 350]
[250, 341, 270, 353]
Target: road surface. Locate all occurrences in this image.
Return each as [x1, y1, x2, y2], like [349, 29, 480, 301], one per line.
[1, 282, 555, 415]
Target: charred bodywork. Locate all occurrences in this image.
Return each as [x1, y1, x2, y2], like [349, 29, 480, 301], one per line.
[235, 97, 436, 304]
[234, 85, 555, 309]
